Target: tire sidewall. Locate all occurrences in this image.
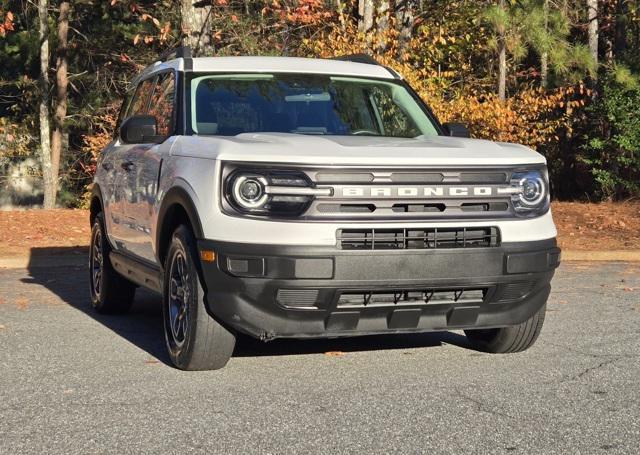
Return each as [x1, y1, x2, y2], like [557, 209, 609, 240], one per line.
[89, 214, 107, 309]
[162, 227, 201, 369]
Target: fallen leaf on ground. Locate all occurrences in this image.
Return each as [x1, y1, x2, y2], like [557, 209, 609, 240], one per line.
[325, 351, 345, 357]
[15, 297, 29, 310]
[559, 299, 569, 304]
[0, 324, 6, 330]
[623, 287, 635, 291]
[145, 359, 159, 364]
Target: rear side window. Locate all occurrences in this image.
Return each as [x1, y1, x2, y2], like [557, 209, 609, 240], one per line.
[128, 78, 155, 117]
[148, 72, 176, 136]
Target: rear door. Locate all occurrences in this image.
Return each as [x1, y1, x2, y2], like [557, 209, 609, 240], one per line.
[120, 71, 177, 264]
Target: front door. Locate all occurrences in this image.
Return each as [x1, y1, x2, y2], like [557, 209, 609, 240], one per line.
[120, 71, 177, 264]
[108, 76, 157, 254]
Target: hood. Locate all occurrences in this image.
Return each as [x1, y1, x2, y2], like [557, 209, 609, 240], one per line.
[172, 133, 546, 167]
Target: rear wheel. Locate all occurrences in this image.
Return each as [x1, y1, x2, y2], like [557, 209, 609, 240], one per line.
[464, 304, 546, 353]
[162, 225, 236, 370]
[89, 212, 136, 314]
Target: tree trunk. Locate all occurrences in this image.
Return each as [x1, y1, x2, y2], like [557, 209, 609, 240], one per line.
[377, 1, 389, 32]
[336, 0, 346, 32]
[587, 0, 598, 79]
[541, 0, 549, 88]
[498, 0, 507, 101]
[181, 0, 212, 55]
[358, 0, 374, 34]
[614, 0, 627, 57]
[396, 0, 417, 57]
[376, 1, 390, 51]
[51, 1, 69, 200]
[38, 0, 54, 209]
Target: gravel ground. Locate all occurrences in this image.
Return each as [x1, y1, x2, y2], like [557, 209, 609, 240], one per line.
[0, 261, 639, 454]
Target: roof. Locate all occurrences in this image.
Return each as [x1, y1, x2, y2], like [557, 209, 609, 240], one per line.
[131, 56, 398, 89]
[190, 56, 397, 79]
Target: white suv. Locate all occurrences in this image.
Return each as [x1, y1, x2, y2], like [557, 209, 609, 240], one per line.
[89, 48, 560, 370]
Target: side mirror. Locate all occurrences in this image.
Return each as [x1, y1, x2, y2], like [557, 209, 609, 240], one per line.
[120, 115, 161, 144]
[443, 122, 470, 138]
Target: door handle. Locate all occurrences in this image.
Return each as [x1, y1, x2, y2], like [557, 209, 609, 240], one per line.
[121, 160, 135, 172]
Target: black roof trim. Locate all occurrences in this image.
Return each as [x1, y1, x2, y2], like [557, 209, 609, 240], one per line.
[332, 54, 400, 79]
[158, 46, 192, 63]
[332, 53, 380, 66]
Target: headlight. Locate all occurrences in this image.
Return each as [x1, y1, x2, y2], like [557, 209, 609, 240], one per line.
[225, 170, 331, 216]
[231, 175, 269, 209]
[509, 170, 550, 216]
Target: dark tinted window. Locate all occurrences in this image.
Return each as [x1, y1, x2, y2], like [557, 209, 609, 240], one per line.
[190, 74, 437, 137]
[148, 72, 176, 136]
[128, 78, 155, 117]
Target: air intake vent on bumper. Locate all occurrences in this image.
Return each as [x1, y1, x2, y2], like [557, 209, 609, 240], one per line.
[337, 227, 500, 250]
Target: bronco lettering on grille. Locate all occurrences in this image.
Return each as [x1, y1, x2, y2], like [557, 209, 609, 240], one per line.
[339, 186, 507, 198]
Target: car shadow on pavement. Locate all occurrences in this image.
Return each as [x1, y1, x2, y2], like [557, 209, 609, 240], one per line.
[23, 247, 472, 367]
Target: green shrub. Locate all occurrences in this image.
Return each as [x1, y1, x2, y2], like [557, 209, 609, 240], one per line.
[581, 69, 640, 200]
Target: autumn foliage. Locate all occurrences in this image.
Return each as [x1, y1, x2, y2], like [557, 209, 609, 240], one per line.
[305, 20, 591, 151]
[0, 10, 13, 37]
[1, 0, 639, 205]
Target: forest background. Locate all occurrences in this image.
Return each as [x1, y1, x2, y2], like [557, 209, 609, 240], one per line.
[0, 0, 639, 208]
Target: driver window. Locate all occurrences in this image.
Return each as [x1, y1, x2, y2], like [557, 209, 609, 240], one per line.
[148, 72, 176, 136]
[128, 77, 155, 117]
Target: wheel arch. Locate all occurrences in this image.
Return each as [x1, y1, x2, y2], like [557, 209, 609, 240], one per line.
[156, 186, 204, 266]
[89, 184, 104, 225]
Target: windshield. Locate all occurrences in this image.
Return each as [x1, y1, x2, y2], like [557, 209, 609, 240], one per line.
[189, 73, 439, 137]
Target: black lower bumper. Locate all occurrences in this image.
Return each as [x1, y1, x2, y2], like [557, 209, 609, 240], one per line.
[197, 238, 560, 340]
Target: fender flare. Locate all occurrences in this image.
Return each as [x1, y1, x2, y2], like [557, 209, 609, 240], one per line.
[89, 183, 104, 223]
[155, 186, 204, 262]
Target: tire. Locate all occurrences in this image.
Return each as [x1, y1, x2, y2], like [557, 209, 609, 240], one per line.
[162, 225, 236, 371]
[464, 304, 546, 353]
[89, 212, 136, 314]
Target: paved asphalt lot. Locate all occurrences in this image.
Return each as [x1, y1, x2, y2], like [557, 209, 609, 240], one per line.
[0, 261, 639, 454]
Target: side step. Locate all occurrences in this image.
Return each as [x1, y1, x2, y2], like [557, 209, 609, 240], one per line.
[110, 251, 162, 293]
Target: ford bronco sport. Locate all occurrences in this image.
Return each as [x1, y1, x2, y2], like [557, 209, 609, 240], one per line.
[89, 48, 560, 370]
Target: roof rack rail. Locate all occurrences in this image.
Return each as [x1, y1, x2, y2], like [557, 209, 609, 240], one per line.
[157, 45, 192, 63]
[332, 54, 380, 66]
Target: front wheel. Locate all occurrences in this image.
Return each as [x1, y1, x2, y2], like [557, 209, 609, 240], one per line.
[163, 225, 236, 370]
[464, 304, 546, 353]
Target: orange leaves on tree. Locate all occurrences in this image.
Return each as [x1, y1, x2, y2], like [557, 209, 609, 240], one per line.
[304, 20, 588, 151]
[0, 10, 15, 37]
[263, 0, 332, 26]
[81, 104, 119, 182]
[109, 2, 170, 45]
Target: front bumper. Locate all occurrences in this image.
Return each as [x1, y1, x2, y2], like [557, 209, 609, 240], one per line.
[197, 238, 560, 340]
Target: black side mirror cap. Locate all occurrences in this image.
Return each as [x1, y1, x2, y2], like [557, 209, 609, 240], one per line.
[120, 115, 162, 144]
[443, 122, 471, 138]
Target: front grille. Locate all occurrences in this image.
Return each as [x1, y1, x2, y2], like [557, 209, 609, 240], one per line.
[222, 163, 540, 221]
[337, 227, 500, 250]
[337, 288, 487, 308]
[303, 167, 520, 220]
